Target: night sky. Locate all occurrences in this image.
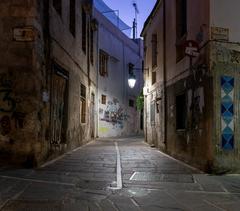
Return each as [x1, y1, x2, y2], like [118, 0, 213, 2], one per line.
[102, 0, 157, 37]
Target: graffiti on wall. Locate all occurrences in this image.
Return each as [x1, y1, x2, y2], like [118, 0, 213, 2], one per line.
[0, 78, 16, 113]
[100, 98, 129, 129]
[0, 74, 25, 136]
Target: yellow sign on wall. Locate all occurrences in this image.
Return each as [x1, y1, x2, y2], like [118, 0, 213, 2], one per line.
[211, 27, 229, 41]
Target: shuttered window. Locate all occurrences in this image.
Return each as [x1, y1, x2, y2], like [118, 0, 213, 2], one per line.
[99, 50, 108, 77]
[80, 84, 86, 123]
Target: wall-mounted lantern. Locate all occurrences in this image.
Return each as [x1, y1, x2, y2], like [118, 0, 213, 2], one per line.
[128, 63, 136, 88]
[128, 74, 136, 88]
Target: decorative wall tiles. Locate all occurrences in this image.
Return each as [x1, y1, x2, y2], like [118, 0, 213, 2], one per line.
[221, 75, 234, 150]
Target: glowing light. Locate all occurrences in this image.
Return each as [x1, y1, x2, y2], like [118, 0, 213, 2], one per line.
[128, 76, 136, 88]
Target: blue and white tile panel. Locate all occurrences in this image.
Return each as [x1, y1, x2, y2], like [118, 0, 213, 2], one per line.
[221, 75, 234, 150]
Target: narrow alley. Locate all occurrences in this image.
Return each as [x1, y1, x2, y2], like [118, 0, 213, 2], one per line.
[0, 137, 239, 211]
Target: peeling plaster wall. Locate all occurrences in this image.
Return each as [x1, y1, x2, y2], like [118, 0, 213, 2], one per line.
[165, 73, 213, 171]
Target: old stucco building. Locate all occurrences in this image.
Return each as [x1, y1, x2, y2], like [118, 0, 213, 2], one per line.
[93, 1, 144, 138]
[0, 0, 97, 166]
[142, 0, 240, 172]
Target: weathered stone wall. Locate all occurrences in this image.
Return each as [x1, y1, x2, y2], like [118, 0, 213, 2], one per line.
[49, 0, 97, 146]
[0, 0, 46, 166]
[211, 41, 240, 172]
[165, 69, 213, 171]
[142, 0, 212, 171]
[0, 0, 97, 166]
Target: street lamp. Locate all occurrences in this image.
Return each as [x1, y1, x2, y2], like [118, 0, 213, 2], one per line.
[128, 63, 136, 88]
[128, 74, 136, 88]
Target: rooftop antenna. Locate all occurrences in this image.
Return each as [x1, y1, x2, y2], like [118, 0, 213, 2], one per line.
[132, 1, 139, 39]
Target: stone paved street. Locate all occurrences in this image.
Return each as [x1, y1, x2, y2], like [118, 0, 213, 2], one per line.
[0, 137, 240, 210]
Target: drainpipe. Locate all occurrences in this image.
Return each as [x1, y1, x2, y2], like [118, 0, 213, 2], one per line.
[163, 0, 167, 150]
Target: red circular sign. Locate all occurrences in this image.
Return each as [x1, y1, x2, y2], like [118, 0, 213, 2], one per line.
[184, 40, 199, 57]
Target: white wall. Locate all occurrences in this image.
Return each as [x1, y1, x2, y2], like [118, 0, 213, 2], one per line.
[210, 0, 240, 42]
[94, 9, 143, 138]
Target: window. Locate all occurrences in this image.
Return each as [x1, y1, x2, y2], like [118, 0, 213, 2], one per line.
[90, 28, 94, 64]
[53, 0, 62, 16]
[176, 94, 186, 130]
[99, 50, 108, 77]
[152, 71, 156, 85]
[101, 95, 106, 105]
[129, 99, 134, 107]
[176, 0, 187, 62]
[80, 84, 86, 123]
[91, 93, 95, 104]
[69, 0, 76, 36]
[82, 8, 87, 53]
[128, 63, 134, 75]
[156, 101, 160, 113]
[152, 34, 157, 68]
[144, 35, 147, 60]
[150, 101, 155, 125]
[176, 0, 187, 40]
[176, 44, 185, 62]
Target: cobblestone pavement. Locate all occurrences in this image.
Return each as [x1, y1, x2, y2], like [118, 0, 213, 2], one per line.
[0, 137, 240, 210]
